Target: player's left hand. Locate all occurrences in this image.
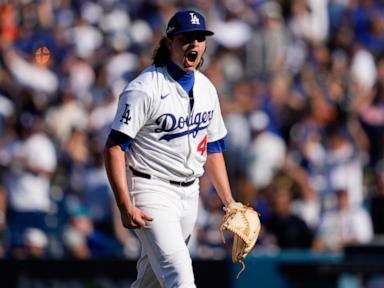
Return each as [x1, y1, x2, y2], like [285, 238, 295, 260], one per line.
[220, 202, 261, 278]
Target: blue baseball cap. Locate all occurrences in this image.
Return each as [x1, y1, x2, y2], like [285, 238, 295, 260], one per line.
[166, 10, 214, 37]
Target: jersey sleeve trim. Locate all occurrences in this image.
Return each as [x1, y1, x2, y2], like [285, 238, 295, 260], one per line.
[108, 129, 134, 152]
[207, 138, 226, 153]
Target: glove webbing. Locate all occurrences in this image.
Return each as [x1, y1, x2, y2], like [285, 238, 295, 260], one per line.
[220, 206, 251, 245]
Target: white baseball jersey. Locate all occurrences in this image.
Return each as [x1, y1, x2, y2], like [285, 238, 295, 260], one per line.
[111, 64, 227, 182]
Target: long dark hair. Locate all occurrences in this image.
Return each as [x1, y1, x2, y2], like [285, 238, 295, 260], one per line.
[152, 37, 170, 67]
[152, 36, 205, 70]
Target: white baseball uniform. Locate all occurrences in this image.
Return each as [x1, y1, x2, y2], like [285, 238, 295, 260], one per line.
[110, 64, 227, 288]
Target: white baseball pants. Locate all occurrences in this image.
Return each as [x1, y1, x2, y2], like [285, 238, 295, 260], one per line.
[128, 175, 199, 288]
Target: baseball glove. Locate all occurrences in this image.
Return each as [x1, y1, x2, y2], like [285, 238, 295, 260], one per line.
[220, 202, 261, 278]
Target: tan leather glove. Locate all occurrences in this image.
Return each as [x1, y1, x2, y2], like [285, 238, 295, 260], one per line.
[220, 202, 261, 278]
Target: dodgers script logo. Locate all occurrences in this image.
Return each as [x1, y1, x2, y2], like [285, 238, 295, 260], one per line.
[155, 110, 213, 141]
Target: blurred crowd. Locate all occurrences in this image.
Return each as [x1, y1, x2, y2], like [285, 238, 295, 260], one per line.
[0, 0, 383, 261]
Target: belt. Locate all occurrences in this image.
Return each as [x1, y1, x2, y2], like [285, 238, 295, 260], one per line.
[129, 167, 195, 187]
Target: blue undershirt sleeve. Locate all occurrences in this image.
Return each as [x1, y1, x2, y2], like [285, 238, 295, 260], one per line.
[108, 129, 134, 152]
[207, 138, 226, 153]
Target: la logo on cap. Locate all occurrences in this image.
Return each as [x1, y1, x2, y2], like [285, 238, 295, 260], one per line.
[166, 10, 214, 36]
[190, 13, 200, 25]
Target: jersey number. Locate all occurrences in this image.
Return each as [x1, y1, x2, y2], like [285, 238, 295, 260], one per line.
[197, 135, 207, 155]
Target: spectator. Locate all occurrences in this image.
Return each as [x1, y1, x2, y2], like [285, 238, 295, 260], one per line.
[45, 90, 88, 146]
[353, 58, 384, 169]
[1, 112, 57, 257]
[22, 228, 49, 259]
[289, 0, 329, 44]
[246, 1, 288, 79]
[246, 110, 286, 200]
[263, 174, 314, 249]
[221, 80, 255, 197]
[284, 159, 321, 230]
[62, 205, 124, 259]
[323, 123, 364, 209]
[62, 223, 90, 259]
[62, 206, 92, 259]
[312, 189, 373, 252]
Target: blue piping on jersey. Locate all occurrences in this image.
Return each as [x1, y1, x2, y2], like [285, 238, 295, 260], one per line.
[207, 138, 226, 153]
[167, 61, 194, 94]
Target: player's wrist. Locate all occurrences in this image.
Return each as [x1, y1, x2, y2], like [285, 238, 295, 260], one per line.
[117, 200, 134, 212]
[224, 199, 236, 208]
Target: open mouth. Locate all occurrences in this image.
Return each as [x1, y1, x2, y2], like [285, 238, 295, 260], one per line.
[186, 50, 198, 62]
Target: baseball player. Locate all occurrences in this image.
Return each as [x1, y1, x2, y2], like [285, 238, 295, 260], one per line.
[104, 10, 236, 288]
